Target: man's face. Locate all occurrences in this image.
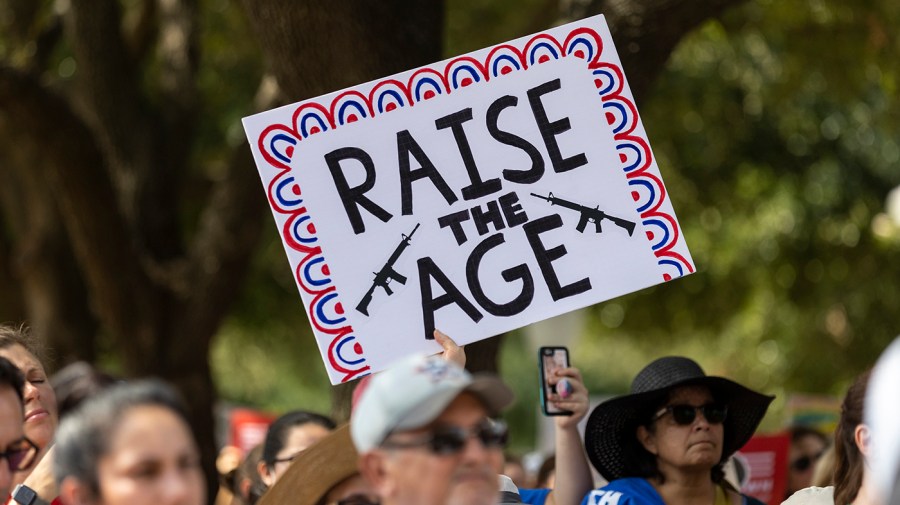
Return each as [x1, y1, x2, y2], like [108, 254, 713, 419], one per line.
[0, 385, 25, 497]
[367, 393, 500, 505]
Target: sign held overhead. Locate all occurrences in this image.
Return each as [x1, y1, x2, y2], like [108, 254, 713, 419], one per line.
[243, 15, 695, 384]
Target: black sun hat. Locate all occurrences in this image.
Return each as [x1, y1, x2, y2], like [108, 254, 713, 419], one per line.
[584, 356, 774, 482]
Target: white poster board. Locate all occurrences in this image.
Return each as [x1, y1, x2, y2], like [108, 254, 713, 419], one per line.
[243, 15, 694, 384]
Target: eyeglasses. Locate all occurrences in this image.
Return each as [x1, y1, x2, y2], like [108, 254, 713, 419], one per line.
[272, 451, 303, 465]
[653, 403, 728, 425]
[335, 495, 380, 505]
[791, 450, 825, 472]
[381, 419, 508, 455]
[0, 437, 39, 472]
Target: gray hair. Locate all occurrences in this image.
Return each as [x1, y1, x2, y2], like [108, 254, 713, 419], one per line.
[53, 379, 193, 496]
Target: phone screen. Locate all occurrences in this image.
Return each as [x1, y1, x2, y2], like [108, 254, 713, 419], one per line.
[539, 347, 572, 416]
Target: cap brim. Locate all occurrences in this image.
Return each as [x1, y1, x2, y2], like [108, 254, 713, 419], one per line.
[585, 376, 774, 481]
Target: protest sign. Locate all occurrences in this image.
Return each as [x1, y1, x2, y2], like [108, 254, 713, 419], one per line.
[243, 15, 694, 384]
[228, 407, 276, 454]
[735, 433, 791, 505]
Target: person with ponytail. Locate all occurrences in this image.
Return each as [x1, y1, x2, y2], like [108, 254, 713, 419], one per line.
[782, 370, 879, 505]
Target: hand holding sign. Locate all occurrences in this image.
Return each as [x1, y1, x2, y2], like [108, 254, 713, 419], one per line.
[434, 329, 466, 368]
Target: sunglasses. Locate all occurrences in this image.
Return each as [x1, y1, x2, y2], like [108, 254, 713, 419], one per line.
[791, 450, 825, 472]
[335, 495, 380, 505]
[381, 419, 508, 455]
[0, 437, 39, 473]
[653, 403, 728, 425]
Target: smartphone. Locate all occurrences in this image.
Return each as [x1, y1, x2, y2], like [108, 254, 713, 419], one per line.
[539, 346, 572, 416]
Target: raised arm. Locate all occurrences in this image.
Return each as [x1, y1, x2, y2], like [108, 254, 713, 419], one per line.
[545, 367, 593, 505]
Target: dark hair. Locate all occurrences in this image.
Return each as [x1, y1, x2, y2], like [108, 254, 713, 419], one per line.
[235, 444, 266, 505]
[833, 370, 871, 505]
[0, 323, 49, 368]
[536, 453, 556, 488]
[0, 356, 25, 404]
[623, 386, 726, 484]
[261, 410, 335, 469]
[53, 379, 194, 496]
[789, 424, 828, 445]
[50, 361, 118, 419]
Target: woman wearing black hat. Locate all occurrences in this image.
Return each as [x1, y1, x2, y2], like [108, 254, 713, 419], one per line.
[580, 356, 774, 505]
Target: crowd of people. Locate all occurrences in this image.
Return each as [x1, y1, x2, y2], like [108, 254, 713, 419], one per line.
[0, 323, 897, 505]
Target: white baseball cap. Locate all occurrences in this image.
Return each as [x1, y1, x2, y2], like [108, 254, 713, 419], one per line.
[351, 354, 514, 452]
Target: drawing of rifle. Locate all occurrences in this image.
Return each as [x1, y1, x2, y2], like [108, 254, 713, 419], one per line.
[530, 192, 636, 236]
[356, 223, 421, 316]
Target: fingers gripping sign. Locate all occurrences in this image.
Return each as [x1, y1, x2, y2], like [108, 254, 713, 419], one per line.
[434, 329, 466, 368]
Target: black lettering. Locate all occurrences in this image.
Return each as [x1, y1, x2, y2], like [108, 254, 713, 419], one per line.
[486, 95, 545, 184]
[438, 209, 471, 246]
[325, 147, 393, 234]
[471, 200, 505, 236]
[527, 79, 588, 174]
[498, 192, 528, 228]
[523, 214, 591, 301]
[466, 234, 534, 317]
[398, 130, 459, 215]
[418, 256, 484, 340]
[435, 108, 502, 200]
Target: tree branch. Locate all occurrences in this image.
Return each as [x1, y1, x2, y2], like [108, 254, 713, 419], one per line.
[66, 0, 154, 177]
[156, 0, 199, 162]
[68, 0, 185, 262]
[124, 0, 159, 64]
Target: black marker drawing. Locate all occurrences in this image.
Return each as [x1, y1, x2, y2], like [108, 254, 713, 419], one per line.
[356, 223, 421, 316]
[530, 192, 636, 236]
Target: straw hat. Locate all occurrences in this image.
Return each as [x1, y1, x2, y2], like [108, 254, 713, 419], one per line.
[258, 424, 359, 505]
[584, 356, 774, 482]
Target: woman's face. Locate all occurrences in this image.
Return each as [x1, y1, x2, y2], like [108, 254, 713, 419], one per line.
[787, 433, 827, 493]
[263, 423, 331, 485]
[638, 385, 725, 476]
[94, 405, 206, 505]
[0, 344, 58, 450]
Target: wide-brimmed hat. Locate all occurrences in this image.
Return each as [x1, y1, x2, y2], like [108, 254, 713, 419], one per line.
[258, 424, 359, 505]
[585, 356, 774, 482]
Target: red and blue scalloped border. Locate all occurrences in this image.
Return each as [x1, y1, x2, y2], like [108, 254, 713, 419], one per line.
[255, 25, 694, 383]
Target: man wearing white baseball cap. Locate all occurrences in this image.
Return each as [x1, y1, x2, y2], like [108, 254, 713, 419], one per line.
[352, 352, 515, 505]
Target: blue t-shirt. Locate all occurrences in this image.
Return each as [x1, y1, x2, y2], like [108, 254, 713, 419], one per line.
[580, 478, 766, 505]
[581, 478, 662, 505]
[519, 488, 552, 505]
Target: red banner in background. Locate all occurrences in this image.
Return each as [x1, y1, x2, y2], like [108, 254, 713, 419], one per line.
[734, 433, 791, 505]
[229, 407, 276, 454]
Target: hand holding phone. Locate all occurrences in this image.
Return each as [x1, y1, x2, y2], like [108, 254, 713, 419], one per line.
[539, 346, 573, 416]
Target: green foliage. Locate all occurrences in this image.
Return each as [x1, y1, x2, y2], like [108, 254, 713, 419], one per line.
[211, 0, 900, 442]
[570, 0, 900, 431]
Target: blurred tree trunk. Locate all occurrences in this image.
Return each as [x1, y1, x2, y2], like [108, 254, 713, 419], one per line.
[0, 126, 98, 365]
[0, 0, 267, 498]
